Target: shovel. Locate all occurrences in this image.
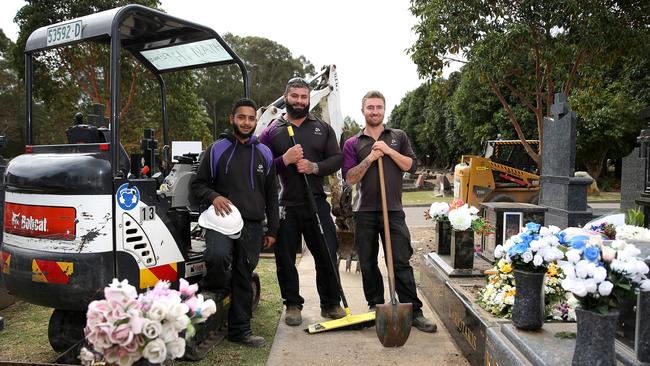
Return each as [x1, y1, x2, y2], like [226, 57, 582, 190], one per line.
[375, 156, 413, 347]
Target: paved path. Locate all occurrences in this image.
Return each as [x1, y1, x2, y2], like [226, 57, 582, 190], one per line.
[266, 248, 468, 366]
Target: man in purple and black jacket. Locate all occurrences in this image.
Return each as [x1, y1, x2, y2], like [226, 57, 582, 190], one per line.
[259, 78, 345, 326]
[192, 98, 279, 347]
[342, 90, 437, 333]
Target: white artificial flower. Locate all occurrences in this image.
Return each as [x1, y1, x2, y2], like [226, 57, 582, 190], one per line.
[592, 266, 607, 283]
[428, 202, 450, 219]
[575, 260, 591, 279]
[529, 239, 542, 252]
[469, 206, 480, 215]
[566, 249, 582, 264]
[584, 278, 598, 294]
[494, 245, 505, 258]
[624, 261, 639, 274]
[198, 299, 217, 320]
[598, 281, 614, 296]
[143, 338, 167, 364]
[533, 254, 544, 267]
[640, 279, 650, 292]
[148, 301, 169, 321]
[159, 323, 178, 343]
[601, 246, 616, 262]
[548, 225, 561, 234]
[166, 338, 186, 359]
[587, 235, 603, 247]
[448, 205, 473, 231]
[166, 302, 190, 322]
[572, 281, 588, 297]
[611, 259, 625, 273]
[636, 260, 650, 275]
[522, 251, 534, 263]
[539, 226, 552, 237]
[142, 319, 162, 339]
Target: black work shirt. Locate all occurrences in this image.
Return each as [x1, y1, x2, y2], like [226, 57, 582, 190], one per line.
[341, 126, 417, 211]
[259, 114, 342, 206]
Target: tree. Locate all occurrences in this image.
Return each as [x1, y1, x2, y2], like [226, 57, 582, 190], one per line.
[341, 116, 361, 142]
[196, 34, 315, 136]
[409, 0, 650, 168]
[0, 29, 24, 157]
[10, 0, 215, 150]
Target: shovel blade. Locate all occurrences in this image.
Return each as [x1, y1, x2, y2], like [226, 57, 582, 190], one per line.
[375, 302, 413, 347]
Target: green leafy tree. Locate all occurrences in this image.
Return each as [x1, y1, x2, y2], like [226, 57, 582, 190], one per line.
[197, 34, 315, 136]
[341, 116, 361, 142]
[409, 0, 650, 168]
[0, 29, 24, 157]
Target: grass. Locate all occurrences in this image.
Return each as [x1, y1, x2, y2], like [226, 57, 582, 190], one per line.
[401, 190, 621, 205]
[0, 301, 56, 361]
[0, 258, 282, 365]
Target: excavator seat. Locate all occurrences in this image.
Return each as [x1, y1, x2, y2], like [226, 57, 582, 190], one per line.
[65, 124, 103, 144]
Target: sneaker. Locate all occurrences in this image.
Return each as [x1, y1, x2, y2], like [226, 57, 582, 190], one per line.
[368, 305, 377, 312]
[285, 306, 302, 326]
[412, 314, 437, 333]
[321, 305, 346, 319]
[229, 334, 266, 348]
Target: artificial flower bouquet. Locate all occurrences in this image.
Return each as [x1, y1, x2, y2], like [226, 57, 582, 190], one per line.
[494, 222, 565, 272]
[559, 234, 650, 313]
[427, 198, 495, 235]
[477, 259, 573, 320]
[80, 278, 217, 366]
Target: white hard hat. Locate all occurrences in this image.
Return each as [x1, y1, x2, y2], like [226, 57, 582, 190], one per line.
[198, 204, 244, 238]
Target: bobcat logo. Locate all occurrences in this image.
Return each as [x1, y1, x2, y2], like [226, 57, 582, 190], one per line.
[390, 138, 398, 147]
[314, 127, 322, 135]
[11, 212, 20, 227]
[257, 164, 264, 173]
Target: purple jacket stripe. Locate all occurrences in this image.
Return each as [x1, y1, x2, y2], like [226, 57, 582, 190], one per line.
[341, 135, 360, 180]
[210, 139, 233, 179]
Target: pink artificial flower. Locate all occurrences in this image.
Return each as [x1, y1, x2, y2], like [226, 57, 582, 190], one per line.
[184, 295, 199, 316]
[449, 198, 465, 211]
[179, 279, 198, 299]
[109, 323, 134, 347]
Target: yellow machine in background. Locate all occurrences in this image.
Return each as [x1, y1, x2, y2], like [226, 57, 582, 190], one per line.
[454, 140, 541, 208]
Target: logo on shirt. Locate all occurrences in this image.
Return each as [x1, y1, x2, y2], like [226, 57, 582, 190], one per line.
[390, 139, 398, 147]
[257, 164, 264, 173]
[314, 127, 322, 135]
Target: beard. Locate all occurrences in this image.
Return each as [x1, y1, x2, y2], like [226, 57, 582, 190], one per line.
[286, 101, 310, 119]
[233, 124, 255, 140]
[365, 116, 384, 127]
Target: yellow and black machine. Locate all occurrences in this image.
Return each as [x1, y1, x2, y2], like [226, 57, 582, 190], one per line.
[453, 139, 541, 208]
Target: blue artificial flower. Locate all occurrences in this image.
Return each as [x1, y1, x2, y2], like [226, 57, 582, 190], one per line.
[570, 240, 586, 251]
[583, 246, 600, 262]
[556, 232, 569, 246]
[525, 222, 541, 233]
[508, 242, 529, 256]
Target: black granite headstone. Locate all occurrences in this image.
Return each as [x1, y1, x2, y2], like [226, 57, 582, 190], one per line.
[621, 147, 646, 213]
[539, 93, 593, 228]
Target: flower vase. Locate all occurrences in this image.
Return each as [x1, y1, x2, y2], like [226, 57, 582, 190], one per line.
[436, 220, 452, 255]
[572, 308, 619, 366]
[512, 269, 545, 330]
[450, 229, 474, 269]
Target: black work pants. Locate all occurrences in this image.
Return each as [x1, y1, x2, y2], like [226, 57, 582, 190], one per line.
[203, 220, 262, 339]
[274, 198, 341, 309]
[353, 210, 423, 315]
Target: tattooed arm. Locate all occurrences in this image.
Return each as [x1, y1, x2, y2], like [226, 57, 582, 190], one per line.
[345, 149, 383, 185]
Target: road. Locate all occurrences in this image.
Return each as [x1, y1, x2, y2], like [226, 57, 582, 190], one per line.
[403, 202, 621, 228]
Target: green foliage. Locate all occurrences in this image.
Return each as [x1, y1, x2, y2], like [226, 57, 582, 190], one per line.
[409, 0, 650, 168]
[0, 29, 24, 157]
[340, 116, 360, 143]
[625, 207, 645, 227]
[196, 34, 314, 137]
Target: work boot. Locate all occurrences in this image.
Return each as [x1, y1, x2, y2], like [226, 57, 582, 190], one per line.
[285, 306, 302, 326]
[412, 314, 437, 333]
[321, 305, 346, 319]
[228, 334, 266, 348]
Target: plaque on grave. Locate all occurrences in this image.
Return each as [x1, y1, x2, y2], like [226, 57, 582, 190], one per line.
[479, 202, 547, 262]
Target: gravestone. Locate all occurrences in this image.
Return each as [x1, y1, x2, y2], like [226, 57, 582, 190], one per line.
[621, 147, 646, 212]
[634, 107, 650, 227]
[539, 93, 593, 228]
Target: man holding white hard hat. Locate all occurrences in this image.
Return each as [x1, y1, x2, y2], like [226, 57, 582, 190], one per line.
[192, 98, 279, 348]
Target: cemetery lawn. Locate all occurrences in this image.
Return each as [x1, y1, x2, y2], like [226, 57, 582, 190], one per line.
[402, 191, 620, 205]
[0, 258, 282, 366]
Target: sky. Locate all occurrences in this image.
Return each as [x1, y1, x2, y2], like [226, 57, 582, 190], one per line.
[0, 0, 455, 125]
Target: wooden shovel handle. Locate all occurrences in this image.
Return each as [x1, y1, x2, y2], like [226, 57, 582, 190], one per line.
[377, 157, 397, 303]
